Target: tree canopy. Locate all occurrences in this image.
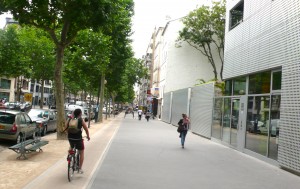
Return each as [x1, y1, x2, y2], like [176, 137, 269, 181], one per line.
[0, 0, 135, 139]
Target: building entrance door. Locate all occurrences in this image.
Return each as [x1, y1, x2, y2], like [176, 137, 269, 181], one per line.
[237, 95, 247, 152]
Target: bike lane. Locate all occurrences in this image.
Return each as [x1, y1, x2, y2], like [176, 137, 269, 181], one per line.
[23, 115, 122, 189]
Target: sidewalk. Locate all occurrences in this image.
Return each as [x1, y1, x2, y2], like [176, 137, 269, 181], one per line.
[87, 117, 300, 189]
[0, 115, 118, 189]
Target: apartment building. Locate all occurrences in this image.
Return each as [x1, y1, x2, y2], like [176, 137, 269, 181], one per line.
[217, 0, 300, 174]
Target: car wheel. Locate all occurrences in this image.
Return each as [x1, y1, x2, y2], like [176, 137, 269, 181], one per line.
[42, 126, 47, 136]
[16, 134, 22, 144]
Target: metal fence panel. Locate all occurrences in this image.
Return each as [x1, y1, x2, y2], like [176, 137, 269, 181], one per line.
[190, 83, 215, 138]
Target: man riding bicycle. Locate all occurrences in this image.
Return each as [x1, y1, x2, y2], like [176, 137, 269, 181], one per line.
[65, 108, 90, 174]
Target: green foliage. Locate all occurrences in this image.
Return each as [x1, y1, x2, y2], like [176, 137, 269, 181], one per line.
[64, 29, 112, 94]
[195, 78, 225, 94]
[0, 25, 29, 78]
[18, 26, 55, 81]
[177, 0, 226, 80]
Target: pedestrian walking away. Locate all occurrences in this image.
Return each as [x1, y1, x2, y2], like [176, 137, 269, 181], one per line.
[137, 109, 143, 120]
[145, 110, 151, 122]
[132, 110, 134, 119]
[179, 113, 190, 148]
[64, 108, 90, 174]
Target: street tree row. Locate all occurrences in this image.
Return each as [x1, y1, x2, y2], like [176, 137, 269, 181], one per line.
[0, 0, 147, 139]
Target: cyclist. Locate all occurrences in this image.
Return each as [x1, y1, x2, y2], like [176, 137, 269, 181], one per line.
[65, 108, 90, 174]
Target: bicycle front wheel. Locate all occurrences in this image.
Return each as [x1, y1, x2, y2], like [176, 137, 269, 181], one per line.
[68, 155, 75, 182]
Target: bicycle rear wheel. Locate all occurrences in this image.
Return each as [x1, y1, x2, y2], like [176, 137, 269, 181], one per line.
[68, 155, 75, 182]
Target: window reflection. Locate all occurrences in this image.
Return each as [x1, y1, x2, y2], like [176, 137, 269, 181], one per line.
[230, 99, 239, 147]
[222, 98, 231, 143]
[224, 80, 232, 96]
[249, 72, 271, 94]
[233, 77, 246, 95]
[246, 96, 269, 156]
[212, 98, 223, 140]
[272, 71, 281, 90]
[268, 95, 280, 160]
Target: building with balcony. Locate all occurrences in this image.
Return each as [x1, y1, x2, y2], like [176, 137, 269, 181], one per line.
[216, 0, 300, 174]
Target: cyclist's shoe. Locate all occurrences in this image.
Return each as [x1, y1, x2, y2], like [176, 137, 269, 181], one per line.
[78, 169, 84, 174]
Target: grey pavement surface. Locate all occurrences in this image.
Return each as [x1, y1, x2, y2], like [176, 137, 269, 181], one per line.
[25, 114, 300, 189]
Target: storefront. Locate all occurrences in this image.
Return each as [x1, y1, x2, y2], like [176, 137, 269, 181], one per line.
[212, 70, 281, 161]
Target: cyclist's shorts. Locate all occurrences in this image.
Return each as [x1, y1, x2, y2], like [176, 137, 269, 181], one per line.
[69, 139, 84, 150]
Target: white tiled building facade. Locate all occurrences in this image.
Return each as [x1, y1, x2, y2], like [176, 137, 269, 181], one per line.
[224, 0, 300, 173]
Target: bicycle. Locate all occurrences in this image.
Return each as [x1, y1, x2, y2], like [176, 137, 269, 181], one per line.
[67, 145, 80, 182]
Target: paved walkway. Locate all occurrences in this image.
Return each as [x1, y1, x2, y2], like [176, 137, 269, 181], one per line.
[20, 114, 300, 189]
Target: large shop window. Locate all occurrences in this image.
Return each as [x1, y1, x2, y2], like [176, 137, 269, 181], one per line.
[249, 71, 271, 94]
[246, 96, 269, 156]
[212, 98, 223, 140]
[272, 71, 281, 90]
[233, 77, 246, 95]
[268, 95, 280, 160]
[222, 98, 231, 143]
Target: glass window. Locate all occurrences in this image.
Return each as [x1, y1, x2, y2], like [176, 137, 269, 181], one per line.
[24, 114, 32, 124]
[0, 112, 15, 124]
[229, 0, 244, 30]
[0, 79, 11, 89]
[272, 71, 281, 91]
[212, 98, 223, 140]
[249, 71, 271, 94]
[222, 98, 231, 143]
[233, 77, 246, 95]
[20, 114, 26, 124]
[230, 99, 240, 147]
[224, 80, 232, 96]
[246, 96, 269, 156]
[268, 95, 280, 160]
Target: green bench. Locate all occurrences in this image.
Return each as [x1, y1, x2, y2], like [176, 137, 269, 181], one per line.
[8, 129, 49, 160]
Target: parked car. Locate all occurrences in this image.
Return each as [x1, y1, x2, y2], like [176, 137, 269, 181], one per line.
[28, 109, 57, 136]
[247, 120, 264, 134]
[20, 102, 32, 112]
[6, 102, 21, 110]
[0, 110, 37, 143]
[84, 108, 95, 120]
[65, 110, 88, 122]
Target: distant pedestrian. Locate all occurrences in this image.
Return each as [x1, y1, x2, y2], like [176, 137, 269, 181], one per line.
[137, 109, 143, 120]
[145, 110, 151, 122]
[179, 114, 190, 148]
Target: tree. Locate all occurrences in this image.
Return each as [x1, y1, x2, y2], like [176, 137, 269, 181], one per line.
[0, 24, 31, 101]
[18, 26, 56, 108]
[0, 0, 134, 139]
[177, 0, 226, 80]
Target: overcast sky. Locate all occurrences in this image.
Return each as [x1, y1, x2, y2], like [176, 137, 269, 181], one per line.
[131, 0, 203, 58]
[0, 0, 204, 58]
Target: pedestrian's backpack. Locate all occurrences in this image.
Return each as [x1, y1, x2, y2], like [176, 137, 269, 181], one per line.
[68, 118, 81, 134]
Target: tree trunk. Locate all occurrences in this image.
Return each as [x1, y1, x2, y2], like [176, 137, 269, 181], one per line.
[98, 74, 105, 123]
[40, 80, 44, 109]
[55, 45, 67, 140]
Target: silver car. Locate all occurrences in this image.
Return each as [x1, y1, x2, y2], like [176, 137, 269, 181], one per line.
[28, 109, 57, 136]
[0, 110, 37, 143]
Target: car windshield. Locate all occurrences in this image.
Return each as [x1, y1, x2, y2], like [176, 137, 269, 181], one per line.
[0, 112, 15, 124]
